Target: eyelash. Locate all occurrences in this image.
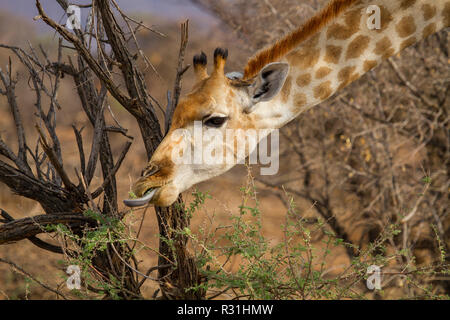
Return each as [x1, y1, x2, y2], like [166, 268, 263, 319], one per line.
[204, 116, 228, 128]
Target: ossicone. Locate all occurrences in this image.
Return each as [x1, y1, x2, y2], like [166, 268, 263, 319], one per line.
[193, 51, 208, 82]
[213, 47, 228, 75]
[193, 51, 207, 67]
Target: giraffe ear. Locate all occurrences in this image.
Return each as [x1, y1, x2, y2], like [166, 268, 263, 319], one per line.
[245, 62, 289, 113]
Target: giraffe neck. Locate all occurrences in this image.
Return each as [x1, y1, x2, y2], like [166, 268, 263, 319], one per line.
[254, 0, 449, 129]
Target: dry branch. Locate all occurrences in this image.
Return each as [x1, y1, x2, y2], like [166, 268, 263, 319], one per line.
[0, 213, 95, 245]
[166, 20, 190, 134]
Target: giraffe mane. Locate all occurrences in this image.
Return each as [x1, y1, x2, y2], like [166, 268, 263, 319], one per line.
[243, 0, 360, 79]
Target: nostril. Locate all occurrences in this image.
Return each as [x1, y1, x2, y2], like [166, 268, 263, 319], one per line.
[141, 163, 160, 177]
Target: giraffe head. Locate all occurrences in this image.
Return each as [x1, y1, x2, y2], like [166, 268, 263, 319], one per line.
[124, 48, 289, 207]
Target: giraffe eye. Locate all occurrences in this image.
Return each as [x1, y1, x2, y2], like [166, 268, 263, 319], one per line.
[204, 116, 228, 128]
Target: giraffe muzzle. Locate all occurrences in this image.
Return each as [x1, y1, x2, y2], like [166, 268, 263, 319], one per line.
[123, 188, 158, 208]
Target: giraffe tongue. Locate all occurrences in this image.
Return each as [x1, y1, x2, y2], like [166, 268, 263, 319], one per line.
[123, 188, 157, 208]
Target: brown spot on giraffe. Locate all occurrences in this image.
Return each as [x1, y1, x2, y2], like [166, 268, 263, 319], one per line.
[363, 60, 377, 72]
[346, 35, 370, 60]
[339, 73, 359, 90]
[400, 0, 416, 10]
[384, 48, 395, 60]
[344, 7, 363, 27]
[396, 16, 417, 38]
[444, 2, 450, 27]
[324, 45, 342, 64]
[375, 5, 393, 33]
[422, 4, 437, 21]
[296, 74, 312, 87]
[293, 93, 308, 110]
[286, 35, 321, 70]
[327, 23, 351, 40]
[374, 36, 394, 59]
[338, 66, 359, 90]
[327, 7, 362, 40]
[315, 66, 332, 79]
[338, 66, 356, 83]
[400, 36, 416, 51]
[314, 81, 333, 100]
[423, 23, 437, 38]
[287, 48, 321, 70]
[281, 76, 292, 103]
[301, 33, 320, 49]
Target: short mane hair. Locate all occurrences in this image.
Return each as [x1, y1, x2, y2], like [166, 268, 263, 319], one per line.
[243, 0, 360, 79]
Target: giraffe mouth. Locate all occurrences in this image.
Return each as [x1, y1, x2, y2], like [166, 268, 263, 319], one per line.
[123, 188, 158, 208]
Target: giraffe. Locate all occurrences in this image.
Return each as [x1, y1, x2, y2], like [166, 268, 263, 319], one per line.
[124, 0, 450, 207]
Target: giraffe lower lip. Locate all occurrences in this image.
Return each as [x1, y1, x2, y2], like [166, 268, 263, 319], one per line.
[123, 188, 158, 208]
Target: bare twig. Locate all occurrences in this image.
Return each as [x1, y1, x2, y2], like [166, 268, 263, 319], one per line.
[165, 20, 189, 134]
[0, 258, 68, 299]
[0, 213, 95, 245]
